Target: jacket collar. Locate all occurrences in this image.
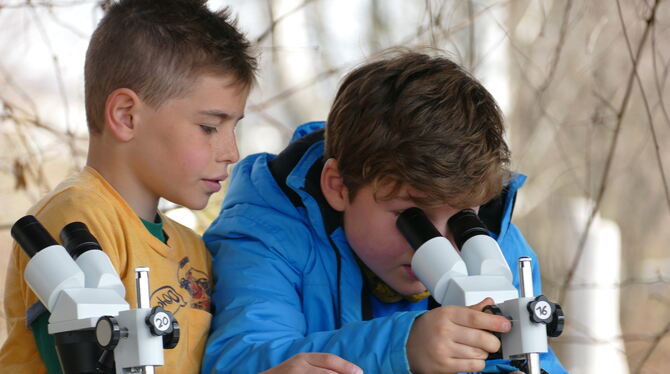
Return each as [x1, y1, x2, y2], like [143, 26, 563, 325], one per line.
[268, 128, 342, 240]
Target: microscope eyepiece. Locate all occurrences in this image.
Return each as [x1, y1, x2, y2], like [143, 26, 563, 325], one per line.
[447, 209, 490, 250]
[396, 207, 442, 250]
[60, 222, 103, 259]
[11, 215, 59, 258]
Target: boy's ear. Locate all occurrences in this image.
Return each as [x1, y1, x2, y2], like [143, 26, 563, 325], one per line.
[321, 158, 349, 212]
[104, 88, 141, 142]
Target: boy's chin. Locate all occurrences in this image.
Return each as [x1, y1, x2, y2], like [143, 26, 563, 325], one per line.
[172, 197, 209, 211]
[394, 282, 428, 296]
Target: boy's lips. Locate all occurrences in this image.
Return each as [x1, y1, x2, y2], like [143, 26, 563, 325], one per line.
[202, 175, 227, 193]
[403, 265, 418, 280]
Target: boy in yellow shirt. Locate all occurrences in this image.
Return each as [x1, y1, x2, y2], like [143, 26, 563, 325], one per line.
[0, 1, 361, 374]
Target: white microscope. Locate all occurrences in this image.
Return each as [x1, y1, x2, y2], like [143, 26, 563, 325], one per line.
[396, 208, 564, 374]
[11, 215, 179, 374]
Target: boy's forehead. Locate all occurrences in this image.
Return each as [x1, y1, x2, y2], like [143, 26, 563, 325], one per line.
[374, 182, 473, 210]
[185, 74, 249, 115]
[374, 182, 426, 202]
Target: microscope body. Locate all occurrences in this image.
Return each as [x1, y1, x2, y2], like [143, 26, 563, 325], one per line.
[411, 234, 518, 306]
[12, 216, 178, 374]
[25, 243, 128, 335]
[397, 208, 563, 372]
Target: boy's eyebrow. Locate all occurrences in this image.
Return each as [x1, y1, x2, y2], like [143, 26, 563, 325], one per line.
[197, 110, 244, 121]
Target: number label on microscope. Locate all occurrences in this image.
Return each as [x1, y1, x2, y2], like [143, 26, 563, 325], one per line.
[153, 311, 171, 332]
[533, 300, 551, 320]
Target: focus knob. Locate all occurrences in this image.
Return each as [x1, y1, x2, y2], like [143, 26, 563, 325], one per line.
[162, 319, 180, 349]
[483, 304, 509, 361]
[145, 306, 175, 336]
[96, 315, 123, 350]
[547, 303, 565, 337]
[527, 295, 554, 324]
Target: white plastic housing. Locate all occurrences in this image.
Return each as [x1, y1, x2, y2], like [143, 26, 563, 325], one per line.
[460, 235, 513, 281]
[24, 244, 85, 312]
[48, 288, 128, 334]
[411, 235, 518, 306]
[114, 308, 164, 373]
[498, 297, 548, 359]
[76, 250, 125, 297]
[411, 236, 467, 301]
[441, 275, 518, 306]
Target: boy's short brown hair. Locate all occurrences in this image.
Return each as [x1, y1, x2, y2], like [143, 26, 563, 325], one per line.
[325, 51, 511, 208]
[85, 0, 257, 134]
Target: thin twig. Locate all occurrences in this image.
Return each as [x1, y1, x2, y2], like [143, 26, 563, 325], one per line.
[0, 0, 90, 9]
[248, 66, 343, 112]
[255, 0, 318, 44]
[634, 320, 670, 374]
[537, 0, 573, 94]
[619, 1, 670, 214]
[27, 2, 79, 171]
[650, 13, 670, 129]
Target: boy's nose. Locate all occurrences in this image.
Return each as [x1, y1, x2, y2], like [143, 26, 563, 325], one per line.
[215, 135, 240, 164]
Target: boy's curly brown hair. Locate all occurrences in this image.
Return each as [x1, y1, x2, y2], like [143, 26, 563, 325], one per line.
[325, 51, 511, 208]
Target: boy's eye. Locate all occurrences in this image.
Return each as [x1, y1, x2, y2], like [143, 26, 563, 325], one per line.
[199, 125, 218, 134]
[391, 209, 410, 217]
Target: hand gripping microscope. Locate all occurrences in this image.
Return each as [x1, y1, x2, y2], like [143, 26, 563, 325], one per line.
[396, 208, 564, 374]
[11, 215, 179, 374]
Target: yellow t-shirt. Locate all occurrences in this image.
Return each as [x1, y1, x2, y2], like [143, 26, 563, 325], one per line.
[0, 167, 212, 374]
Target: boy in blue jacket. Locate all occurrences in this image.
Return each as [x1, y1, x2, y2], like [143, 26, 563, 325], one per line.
[202, 51, 567, 374]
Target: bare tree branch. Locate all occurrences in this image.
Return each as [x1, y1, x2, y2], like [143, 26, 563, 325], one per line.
[0, 0, 91, 9]
[537, 0, 573, 94]
[634, 319, 670, 374]
[255, 0, 318, 44]
[651, 13, 670, 129]
[617, 0, 670, 214]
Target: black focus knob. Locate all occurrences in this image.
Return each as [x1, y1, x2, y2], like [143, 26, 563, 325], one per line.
[483, 304, 507, 361]
[527, 295, 555, 324]
[483, 304, 503, 317]
[547, 303, 565, 337]
[162, 319, 180, 349]
[146, 306, 175, 336]
[96, 315, 122, 350]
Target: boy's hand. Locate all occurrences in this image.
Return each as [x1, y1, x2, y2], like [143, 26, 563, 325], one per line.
[260, 353, 364, 374]
[406, 297, 511, 374]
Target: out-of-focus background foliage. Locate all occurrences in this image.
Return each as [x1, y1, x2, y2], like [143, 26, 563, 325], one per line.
[1, 0, 669, 373]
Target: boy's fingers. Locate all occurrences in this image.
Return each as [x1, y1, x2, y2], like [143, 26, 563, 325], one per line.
[302, 353, 363, 374]
[452, 327, 501, 354]
[440, 358, 487, 373]
[448, 342, 490, 360]
[468, 297, 495, 311]
[454, 306, 511, 334]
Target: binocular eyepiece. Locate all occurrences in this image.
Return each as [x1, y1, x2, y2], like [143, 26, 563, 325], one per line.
[11, 215, 104, 260]
[396, 207, 490, 251]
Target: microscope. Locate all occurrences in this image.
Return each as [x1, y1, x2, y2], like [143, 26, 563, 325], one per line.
[11, 215, 179, 374]
[397, 208, 564, 374]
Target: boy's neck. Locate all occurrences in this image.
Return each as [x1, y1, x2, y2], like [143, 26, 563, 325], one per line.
[87, 139, 159, 221]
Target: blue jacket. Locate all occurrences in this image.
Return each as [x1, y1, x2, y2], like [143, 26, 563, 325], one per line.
[202, 122, 567, 374]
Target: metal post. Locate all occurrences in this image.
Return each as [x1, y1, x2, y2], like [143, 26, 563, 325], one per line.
[134, 267, 154, 374]
[518, 257, 540, 374]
